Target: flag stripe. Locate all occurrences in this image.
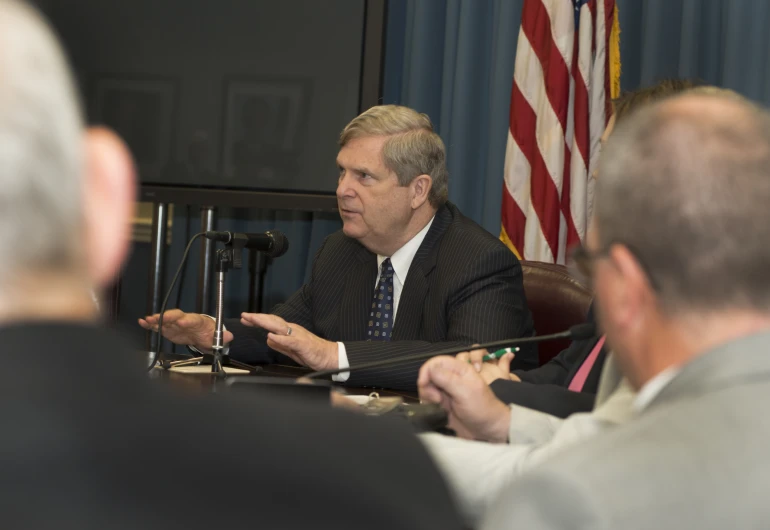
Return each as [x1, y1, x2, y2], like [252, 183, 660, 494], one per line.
[510, 81, 562, 259]
[501, 0, 617, 264]
[520, 0, 571, 137]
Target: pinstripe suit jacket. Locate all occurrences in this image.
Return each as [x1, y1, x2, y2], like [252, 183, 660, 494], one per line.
[227, 202, 535, 391]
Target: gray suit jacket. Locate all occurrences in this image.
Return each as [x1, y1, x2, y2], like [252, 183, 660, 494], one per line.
[482, 330, 770, 530]
[421, 353, 631, 525]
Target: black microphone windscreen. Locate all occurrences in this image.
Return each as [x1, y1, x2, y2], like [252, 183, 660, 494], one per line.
[267, 230, 289, 258]
[569, 322, 597, 340]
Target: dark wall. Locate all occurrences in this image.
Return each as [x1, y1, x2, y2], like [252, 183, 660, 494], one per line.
[40, 0, 364, 194]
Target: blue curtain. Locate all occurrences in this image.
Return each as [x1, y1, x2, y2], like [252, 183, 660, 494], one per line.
[384, 0, 524, 235]
[618, 0, 770, 102]
[384, 0, 770, 237]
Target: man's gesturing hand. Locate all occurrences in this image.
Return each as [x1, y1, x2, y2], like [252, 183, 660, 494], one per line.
[240, 313, 338, 371]
[418, 355, 511, 443]
[138, 309, 230, 352]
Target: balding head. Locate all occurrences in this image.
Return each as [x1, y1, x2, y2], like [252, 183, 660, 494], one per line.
[596, 92, 770, 314]
[0, 0, 135, 309]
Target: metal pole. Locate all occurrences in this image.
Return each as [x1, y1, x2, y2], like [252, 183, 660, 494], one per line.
[197, 206, 216, 314]
[212, 251, 227, 375]
[146, 202, 169, 352]
[247, 250, 269, 313]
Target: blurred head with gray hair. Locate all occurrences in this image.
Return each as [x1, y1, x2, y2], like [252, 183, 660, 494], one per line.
[588, 90, 770, 389]
[0, 0, 135, 319]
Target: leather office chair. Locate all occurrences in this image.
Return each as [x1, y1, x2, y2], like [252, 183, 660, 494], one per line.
[521, 260, 593, 366]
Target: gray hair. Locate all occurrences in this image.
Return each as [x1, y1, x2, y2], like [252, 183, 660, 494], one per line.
[339, 105, 448, 208]
[595, 91, 770, 314]
[0, 0, 85, 283]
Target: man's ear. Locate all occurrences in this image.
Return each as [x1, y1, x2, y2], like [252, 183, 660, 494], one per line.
[409, 174, 432, 209]
[83, 127, 137, 288]
[608, 244, 654, 330]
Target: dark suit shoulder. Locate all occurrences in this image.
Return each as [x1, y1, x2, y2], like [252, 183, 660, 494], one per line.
[434, 203, 520, 270]
[444, 203, 516, 251]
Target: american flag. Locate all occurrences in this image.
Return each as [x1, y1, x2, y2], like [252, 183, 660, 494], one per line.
[500, 0, 620, 263]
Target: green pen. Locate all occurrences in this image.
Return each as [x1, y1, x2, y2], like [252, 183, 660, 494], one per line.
[481, 347, 519, 362]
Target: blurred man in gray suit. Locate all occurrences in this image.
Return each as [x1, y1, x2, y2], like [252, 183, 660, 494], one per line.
[482, 91, 770, 529]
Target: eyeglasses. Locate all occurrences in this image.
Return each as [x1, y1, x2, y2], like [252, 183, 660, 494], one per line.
[568, 242, 659, 291]
[568, 244, 610, 288]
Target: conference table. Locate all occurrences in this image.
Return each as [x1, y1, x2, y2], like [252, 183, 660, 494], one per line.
[150, 361, 420, 403]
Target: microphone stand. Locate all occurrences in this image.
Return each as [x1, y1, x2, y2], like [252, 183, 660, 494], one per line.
[166, 241, 260, 375]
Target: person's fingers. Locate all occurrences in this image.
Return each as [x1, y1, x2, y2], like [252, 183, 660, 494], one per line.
[417, 381, 443, 405]
[497, 352, 515, 374]
[241, 312, 288, 333]
[224, 330, 234, 344]
[138, 318, 153, 330]
[468, 348, 488, 372]
[266, 332, 299, 351]
[265, 335, 301, 364]
[421, 357, 473, 400]
[142, 310, 185, 328]
[417, 356, 457, 387]
[417, 359, 434, 388]
[265, 333, 285, 351]
[158, 309, 185, 324]
[418, 358, 447, 404]
[175, 312, 209, 329]
[456, 352, 470, 363]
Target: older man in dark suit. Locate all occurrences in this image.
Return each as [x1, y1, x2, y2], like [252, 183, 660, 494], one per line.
[142, 105, 535, 391]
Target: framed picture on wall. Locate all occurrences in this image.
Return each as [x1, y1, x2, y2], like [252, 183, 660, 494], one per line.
[220, 77, 312, 184]
[92, 75, 178, 182]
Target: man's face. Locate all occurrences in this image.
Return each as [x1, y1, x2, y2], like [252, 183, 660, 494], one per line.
[336, 135, 413, 253]
[589, 222, 655, 389]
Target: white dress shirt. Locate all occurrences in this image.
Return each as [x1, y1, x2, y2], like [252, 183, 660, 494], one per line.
[633, 365, 681, 412]
[333, 216, 435, 382]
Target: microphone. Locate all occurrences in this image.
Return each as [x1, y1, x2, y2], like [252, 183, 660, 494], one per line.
[205, 230, 289, 257]
[305, 322, 597, 379]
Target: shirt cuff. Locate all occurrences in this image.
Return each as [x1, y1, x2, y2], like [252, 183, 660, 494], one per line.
[332, 342, 349, 382]
[188, 314, 229, 356]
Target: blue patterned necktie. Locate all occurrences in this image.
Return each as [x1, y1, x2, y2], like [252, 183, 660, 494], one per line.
[368, 258, 394, 341]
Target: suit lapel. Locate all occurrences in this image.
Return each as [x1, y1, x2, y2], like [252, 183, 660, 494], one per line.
[392, 204, 453, 340]
[339, 242, 378, 341]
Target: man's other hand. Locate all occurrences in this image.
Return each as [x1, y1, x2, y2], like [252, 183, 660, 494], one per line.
[240, 313, 337, 371]
[417, 355, 511, 443]
[457, 348, 521, 385]
[138, 310, 229, 352]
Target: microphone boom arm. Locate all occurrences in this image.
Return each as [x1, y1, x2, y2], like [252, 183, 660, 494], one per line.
[305, 328, 581, 380]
